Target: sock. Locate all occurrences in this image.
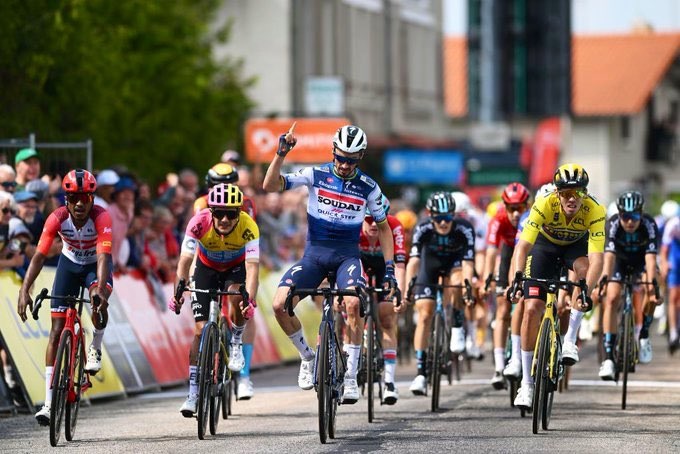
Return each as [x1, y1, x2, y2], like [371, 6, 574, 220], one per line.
[640, 315, 653, 339]
[511, 334, 521, 362]
[288, 328, 314, 360]
[4, 365, 15, 388]
[521, 350, 534, 386]
[416, 350, 427, 377]
[241, 343, 254, 377]
[494, 348, 505, 372]
[603, 333, 617, 361]
[564, 309, 584, 345]
[345, 344, 361, 378]
[91, 328, 105, 350]
[467, 320, 478, 346]
[189, 365, 198, 397]
[45, 366, 54, 405]
[384, 349, 397, 384]
[634, 324, 642, 341]
[231, 323, 245, 345]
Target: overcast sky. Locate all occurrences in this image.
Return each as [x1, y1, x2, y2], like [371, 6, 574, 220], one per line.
[444, 0, 680, 35]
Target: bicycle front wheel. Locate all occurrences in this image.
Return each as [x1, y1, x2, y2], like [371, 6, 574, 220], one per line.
[431, 313, 444, 412]
[622, 310, 633, 410]
[210, 340, 227, 435]
[220, 324, 232, 420]
[367, 314, 376, 423]
[532, 318, 551, 435]
[197, 323, 217, 439]
[50, 332, 72, 447]
[65, 339, 85, 441]
[317, 323, 331, 444]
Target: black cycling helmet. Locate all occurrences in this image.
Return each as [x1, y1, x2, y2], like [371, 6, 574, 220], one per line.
[616, 190, 644, 213]
[553, 163, 589, 190]
[205, 163, 239, 187]
[426, 191, 456, 215]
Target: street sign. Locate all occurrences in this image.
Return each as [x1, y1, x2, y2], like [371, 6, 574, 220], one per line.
[304, 77, 344, 116]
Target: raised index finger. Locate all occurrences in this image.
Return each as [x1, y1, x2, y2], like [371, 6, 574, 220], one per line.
[286, 121, 297, 140]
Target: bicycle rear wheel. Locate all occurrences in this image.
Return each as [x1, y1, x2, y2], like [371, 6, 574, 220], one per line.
[367, 314, 376, 423]
[50, 333, 72, 447]
[622, 310, 633, 410]
[197, 323, 217, 439]
[317, 323, 331, 444]
[65, 339, 85, 441]
[431, 313, 444, 412]
[532, 319, 551, 435]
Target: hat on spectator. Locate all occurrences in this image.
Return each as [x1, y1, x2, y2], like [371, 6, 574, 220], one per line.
[15, 148, 39, 165]
[97, 169, 120, 186]
[221, 150, 240, 164]
[113, 176, 137, 194]
[14, 191, 38, 203]
[25, 179, 49, 200]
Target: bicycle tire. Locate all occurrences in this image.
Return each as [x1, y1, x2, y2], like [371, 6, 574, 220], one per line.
[431, 313, 444, 412]
[532, 318, 551, 435]
[367, 314, 376, 423]
[328, 335, 341, 440]
[221, 323, 231, 420]
[622, 309, 633, 410]
[542, 332, 558, 430]
[197, 323, 217, 440]
[50, 333, 72, 447]
[65, 340, 85, 441]
[210, 340, 227, 434]
[317, 323, 331, 444]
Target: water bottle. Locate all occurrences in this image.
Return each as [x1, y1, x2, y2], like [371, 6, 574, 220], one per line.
[74, 321, 80, 336]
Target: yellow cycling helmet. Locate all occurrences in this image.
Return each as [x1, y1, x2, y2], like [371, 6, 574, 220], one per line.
[395, 209, 418, 230]
[208, 183, 243, 208]
[205, 163, 239, 187]
[553, 163, 589, 190]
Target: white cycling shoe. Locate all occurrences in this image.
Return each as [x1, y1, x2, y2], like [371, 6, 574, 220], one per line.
[598, 359, 616, 381]
[450, 327, 466, 354]
[228, 343, 245, 372]
[85, 346, 102, 374]
[383, 382, 399, 405]
[238, 377, 254, 400]
[561, 342, 579, 365]
[409, 374, 427, 396]
[298, 356, 315, 390]
[503, 359, 522, 379]
[639, 338, 653, 364]
[513, 384, 534, 408]
[342, 377, 360, 404]
[35, 404, 50, 426]
[180, 395, 198, 418]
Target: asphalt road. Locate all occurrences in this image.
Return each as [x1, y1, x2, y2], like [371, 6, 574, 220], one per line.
[2, 332, 680, 453]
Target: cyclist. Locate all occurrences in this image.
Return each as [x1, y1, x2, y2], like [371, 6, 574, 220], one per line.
[170, 183, 259, 416]
[262, 123, 396, 404]
[406, 192, 475, 395]
[359, 194, 406, 404]
[510, 164, 606, 408]
[17, 169, 113, 425]
[480, 182, 530, 389]
[661, 205, 680, 353]
[598, 191, 660, 379]
[194, 162, 258, 399]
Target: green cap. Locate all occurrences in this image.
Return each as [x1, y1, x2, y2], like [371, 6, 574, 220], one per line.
[15, 148, 39, 165]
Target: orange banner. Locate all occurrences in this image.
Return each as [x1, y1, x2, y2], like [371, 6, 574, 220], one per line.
[244, 117, 350, 163]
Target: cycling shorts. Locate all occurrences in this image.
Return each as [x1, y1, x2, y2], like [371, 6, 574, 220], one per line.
[609, 256, 646, 283]
[413, 251, 467, 300]
[191, 259, 246, 322]
[278, 242, 366, 292]
[496, 243, 514, 289]
[51, 254, 113, 314]
[523, 233, 587, 301]
[668, 266, 680, 288]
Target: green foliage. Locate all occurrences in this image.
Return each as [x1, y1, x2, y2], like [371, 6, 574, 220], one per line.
[0, 0, 253, 184]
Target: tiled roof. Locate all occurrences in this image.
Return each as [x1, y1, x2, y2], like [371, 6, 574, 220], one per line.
[443, 33, 680, 117]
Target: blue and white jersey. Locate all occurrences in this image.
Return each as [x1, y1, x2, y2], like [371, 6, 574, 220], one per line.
[283, 163, 385, 245]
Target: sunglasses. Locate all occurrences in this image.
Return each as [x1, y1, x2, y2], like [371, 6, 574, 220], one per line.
[505, 203, 527, 213]
[211, 208, 240, 220]
[558, 188, 587, 199]
[620, 212, 641, 222]
[1, 181, 17, 189]
[432, 214, 454, 223]
[365, 216, 375, 224]
[333, 153, 361, 165]
[66, 193, 93, 205]
[1, 207, 12, 215]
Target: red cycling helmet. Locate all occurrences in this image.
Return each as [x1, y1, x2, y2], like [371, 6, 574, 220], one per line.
[62, 169, 97, 193]
[501, 182, 530, 205]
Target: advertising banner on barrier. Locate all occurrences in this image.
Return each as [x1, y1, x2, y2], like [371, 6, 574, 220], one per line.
[0, 270, 125, 407]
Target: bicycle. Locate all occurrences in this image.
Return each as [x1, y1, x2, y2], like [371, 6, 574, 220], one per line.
[359, 272, 401, 422]
[599, 271, 660, 410]
[174, 279, 248, 440]
[510, 272, 587, 434]
[408, 274, 472, 412]
[31, 287, 102, 447]
[283, 271, 366, 444]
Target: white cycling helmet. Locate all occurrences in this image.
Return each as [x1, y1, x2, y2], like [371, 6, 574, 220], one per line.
[535, 183, 555, 200]
[333, 125, 367, 154]
[660, 199, 679, 220]
[451, 191, 471, 213]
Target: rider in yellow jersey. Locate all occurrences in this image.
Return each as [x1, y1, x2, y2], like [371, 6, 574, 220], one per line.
[509, 163, 606, 409]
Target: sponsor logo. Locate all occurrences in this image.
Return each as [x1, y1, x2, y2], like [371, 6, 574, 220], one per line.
[103, 227, 112, 234]
[246, 247, 257, 254]
[291, 265, 303, 275]
[285, 278, 293, 284]
[359, 175, 375, 188]
[102, 241, 112, 248]
[191, 223, 203, 237]
[347, 264, 357, 276]
[592, 231, 605, 237]
[317, 195, 362, 211]
[242, 229, 256, 241]
[347, 279, 354, 285]
[528, 286, 540, 296]
[326, 177, 333, 183]
[574, 218, 585, 226]
[553, 213, 559, 222]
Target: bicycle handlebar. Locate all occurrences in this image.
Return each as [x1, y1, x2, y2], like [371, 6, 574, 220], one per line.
[598, 275, 661, 300]
[405, 277, 473, 305]
[284, 286, 366, 318]
[32, 288, 97, 321]
[364, 285, 402, 307]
